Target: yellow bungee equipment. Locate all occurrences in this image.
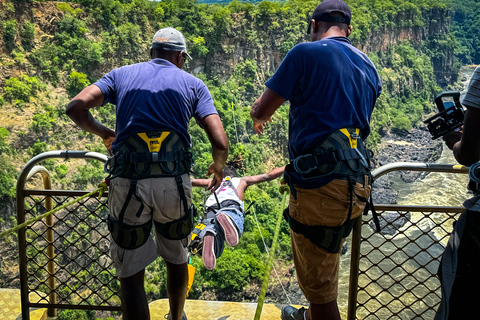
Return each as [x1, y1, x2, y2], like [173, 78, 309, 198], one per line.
[254, 181, 290, 320]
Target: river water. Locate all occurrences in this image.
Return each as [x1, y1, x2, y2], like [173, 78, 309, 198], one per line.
[335, 65, 477, 319]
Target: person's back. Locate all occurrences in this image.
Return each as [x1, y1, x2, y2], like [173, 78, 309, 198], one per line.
[98, 59, 213, 150]
[250, 1, 381, 319]
[66, 27, 228, 320]
[266, 37, 381, 179]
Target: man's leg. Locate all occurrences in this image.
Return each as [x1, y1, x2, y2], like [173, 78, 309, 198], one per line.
[165, 260, 188, 320]
[307, 300, 341, 320]
[119, 269, 149, 320]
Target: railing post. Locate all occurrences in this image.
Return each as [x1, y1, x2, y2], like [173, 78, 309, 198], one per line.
[16, 151, 108, 319]
[347, 216, 362, 320]
[25, 166, 57, 317]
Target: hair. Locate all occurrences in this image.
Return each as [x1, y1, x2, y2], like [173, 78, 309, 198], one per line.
[151, 47, 180, 60]
[223, 166, 238, 178]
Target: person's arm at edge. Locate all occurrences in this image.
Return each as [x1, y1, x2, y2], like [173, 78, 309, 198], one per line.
[250, 88, 285, 135]
[242, 166, 285, 187]
[198, 114, 229, 191]
[235, 166, 285, 201]
[452, 106, 480, 166]
[191, 178, 213, 188]
[66, 85, 116, 155]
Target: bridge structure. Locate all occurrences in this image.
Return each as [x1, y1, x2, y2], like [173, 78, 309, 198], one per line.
[0, 151, 469, 319]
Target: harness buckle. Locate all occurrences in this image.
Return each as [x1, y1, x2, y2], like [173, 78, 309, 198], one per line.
[293, 154, 316, 174]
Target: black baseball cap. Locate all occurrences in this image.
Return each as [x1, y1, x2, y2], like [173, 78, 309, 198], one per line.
[307, 0, 352, 34]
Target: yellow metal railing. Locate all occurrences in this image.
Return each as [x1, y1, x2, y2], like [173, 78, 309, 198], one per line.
[14, 153, 471, 319]
[16, 151, 121, 320]
[347, 162, 469, 320]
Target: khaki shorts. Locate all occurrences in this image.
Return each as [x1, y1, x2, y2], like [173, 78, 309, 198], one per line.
[108, 175, 192, 278]
[289, 177, 371, 304]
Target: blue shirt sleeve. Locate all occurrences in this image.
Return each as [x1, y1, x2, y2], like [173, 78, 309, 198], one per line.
[193, 81, 217, 120]
[94, 69, 117, 106]
[265, 46, 302, 101]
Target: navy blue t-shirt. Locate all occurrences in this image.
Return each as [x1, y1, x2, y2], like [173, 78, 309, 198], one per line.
[266, 37, 382, 188]
[94, 58, 217, 151]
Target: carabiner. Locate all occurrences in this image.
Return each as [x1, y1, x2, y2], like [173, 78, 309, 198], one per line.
[293, 154, 316, 174]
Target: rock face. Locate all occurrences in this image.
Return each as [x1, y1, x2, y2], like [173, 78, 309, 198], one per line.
[188, 7, 455, 87]
[372, 127, 443, 204]
[369, 127, 443, 235]
[356, 8, 455, 87]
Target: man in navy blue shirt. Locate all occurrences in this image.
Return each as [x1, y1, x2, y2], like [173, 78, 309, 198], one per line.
[67, 27, 228, 320]
[251, 1, 381, 319]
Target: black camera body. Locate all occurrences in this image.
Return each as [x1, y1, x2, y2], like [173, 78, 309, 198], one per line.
[424, 91, 465, 140]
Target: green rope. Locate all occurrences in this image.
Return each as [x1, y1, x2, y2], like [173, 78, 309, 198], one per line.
[0, 182, 108, 239]
[254, 184, 290, 320]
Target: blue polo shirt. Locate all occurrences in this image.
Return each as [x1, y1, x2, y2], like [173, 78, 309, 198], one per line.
[266, 36, 382, 188]
[94, 58, 217, 151]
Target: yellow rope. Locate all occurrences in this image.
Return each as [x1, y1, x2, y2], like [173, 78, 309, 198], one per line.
[0, 182, 108, 239]
[254, 183, 290, 320]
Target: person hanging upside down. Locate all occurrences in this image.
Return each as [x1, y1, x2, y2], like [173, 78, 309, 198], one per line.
[189, 166, 285, 270]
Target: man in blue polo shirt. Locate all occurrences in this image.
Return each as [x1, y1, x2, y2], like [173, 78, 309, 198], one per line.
[251, 1, 382, 319]
[67, 27, 228, 320]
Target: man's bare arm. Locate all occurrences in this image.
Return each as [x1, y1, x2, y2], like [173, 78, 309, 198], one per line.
[66, 85, 116, 155]
[198, 114, 229, 191]
[250, 88, 285, 135]
[452, 107, 480, 166]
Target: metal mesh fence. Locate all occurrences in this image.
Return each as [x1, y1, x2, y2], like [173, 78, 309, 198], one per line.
[355, 207, 462, 319]
[22, 191, 121, 311]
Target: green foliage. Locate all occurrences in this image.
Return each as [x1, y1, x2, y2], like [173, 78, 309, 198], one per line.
[67, 71, 91, 98]
[28, 140, 48, 157]
[2, 75, 46, 103]
[0, 0, 471, 302]
[449, 0, 480, 63]
[58, 309, 96, 320]
[57, 3, 84, 16]
[3, 19, 17, 50]
[20, 20, 35, 49]
[0, 128, 16, 199]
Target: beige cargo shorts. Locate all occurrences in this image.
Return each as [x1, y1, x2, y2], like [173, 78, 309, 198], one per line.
[108, 174, 192, 278]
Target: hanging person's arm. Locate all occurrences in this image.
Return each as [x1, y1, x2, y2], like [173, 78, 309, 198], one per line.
[235, 166, 286, 201]
[191, 178, 213, 189]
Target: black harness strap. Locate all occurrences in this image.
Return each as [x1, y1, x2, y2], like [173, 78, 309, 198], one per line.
[106, 130, 196, 249]
[153, 175, 196, 240]
[282, 128, 381, 252]
[283, 207, 358, 253]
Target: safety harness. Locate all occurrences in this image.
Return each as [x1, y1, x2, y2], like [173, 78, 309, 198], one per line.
[283, 127, 381, 253]
[188, 177, 248, 256]
[105, 130, 196, 250]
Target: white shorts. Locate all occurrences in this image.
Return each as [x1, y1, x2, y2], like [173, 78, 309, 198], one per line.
[108, 175, 192, 278]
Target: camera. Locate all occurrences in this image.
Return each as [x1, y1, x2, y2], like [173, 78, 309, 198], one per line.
[424, 91, 465, 140]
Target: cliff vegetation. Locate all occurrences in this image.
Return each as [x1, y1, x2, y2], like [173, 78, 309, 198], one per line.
[0, 0, 471, 318]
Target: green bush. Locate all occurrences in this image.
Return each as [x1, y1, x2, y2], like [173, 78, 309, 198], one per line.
[3, 19, 17, 50]
[58, 309, 95, 320]
[20, 20, 35, 49]
[2, 75, 46, 103]
[66, 71, 91, 98]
